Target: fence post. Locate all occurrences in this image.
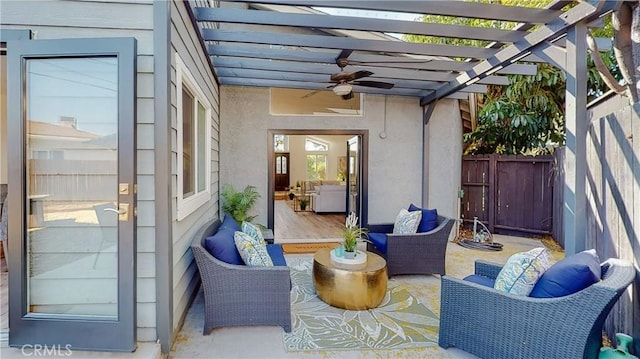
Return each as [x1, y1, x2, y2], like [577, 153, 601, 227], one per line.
[488, 154, 497, 233]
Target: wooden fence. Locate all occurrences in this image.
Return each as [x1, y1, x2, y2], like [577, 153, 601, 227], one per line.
[582, 94, 639, 350]
[461, 154, 555, 236]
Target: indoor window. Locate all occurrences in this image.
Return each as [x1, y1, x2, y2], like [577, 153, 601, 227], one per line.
[307, 154, 326, 180]
[306, 137, 328, 180]
[274, 134, 288, 152]
[176, 54, 211, 220]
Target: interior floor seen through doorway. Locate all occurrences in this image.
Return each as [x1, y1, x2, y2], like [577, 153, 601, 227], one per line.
[273, 198, 344, 243]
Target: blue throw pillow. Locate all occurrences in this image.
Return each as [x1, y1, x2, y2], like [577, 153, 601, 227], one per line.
[530, 249, 601, 298]
[219, 215, 241, 232]
[408, 204, 438, 232]
[204, 227, 244, 265]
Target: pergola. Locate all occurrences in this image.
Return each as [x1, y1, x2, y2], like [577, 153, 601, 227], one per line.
[190, 0, 623, 254]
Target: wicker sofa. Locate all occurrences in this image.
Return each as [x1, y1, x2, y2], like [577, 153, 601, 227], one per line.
[366, 215, 454, 277]
[438, 258, 635, 359]
[190, 219, 291, 334]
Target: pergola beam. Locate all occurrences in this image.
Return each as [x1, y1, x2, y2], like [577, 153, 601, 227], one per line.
[196, 7, 525, 43]
[564, 22, 588, 255]
[208, 45, 538, 75]
[218, 77, 434, 97]
[211, 57, 508, 85]
[221, 0, 561, 23]
[203, 29, 500, 59]
[215, 68, 443, 90]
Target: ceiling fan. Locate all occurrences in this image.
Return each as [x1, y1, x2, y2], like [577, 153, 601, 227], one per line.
[305, 49, 395, 100]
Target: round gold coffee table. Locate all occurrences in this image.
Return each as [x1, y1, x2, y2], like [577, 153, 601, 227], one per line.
[312, 248, 388, 310]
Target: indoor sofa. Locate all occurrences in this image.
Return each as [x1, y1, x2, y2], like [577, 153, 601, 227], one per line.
[311, 184, 346, 213]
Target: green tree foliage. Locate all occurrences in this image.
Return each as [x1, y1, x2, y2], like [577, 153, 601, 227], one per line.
[404, 0, 620, 155]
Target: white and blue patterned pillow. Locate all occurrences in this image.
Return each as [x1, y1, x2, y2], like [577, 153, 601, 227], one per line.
[392, 208, 422, 234]
[494, 247, 551, 296]
[234, 231, 273, 267]
[241, 221, 265, 244]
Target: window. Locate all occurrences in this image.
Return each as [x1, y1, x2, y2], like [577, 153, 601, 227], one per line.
[270, 88, 363, 116]
[305, 138, 328, 151]
[307, 154, 326, 180]
[176, 54, 211, 220]
[305, 137, 327, 180]
[274, 134, 288, 152]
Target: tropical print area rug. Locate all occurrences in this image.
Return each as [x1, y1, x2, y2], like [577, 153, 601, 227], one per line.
[283, 256, 439, 351]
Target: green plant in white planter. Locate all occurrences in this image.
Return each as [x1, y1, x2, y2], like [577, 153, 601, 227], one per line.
[342, 212, 368, 259]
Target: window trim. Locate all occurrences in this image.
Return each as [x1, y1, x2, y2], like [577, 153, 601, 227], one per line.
[175, 53, 211, 221]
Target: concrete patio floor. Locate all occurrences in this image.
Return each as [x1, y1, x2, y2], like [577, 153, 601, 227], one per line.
[168, 233, 564, 359]
[0, 233, 563, 358]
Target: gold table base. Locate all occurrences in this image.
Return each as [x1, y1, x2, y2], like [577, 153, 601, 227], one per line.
[312, 248, 388, 310]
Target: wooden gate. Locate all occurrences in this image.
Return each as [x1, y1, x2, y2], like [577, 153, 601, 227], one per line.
[461, 154, 556, 235]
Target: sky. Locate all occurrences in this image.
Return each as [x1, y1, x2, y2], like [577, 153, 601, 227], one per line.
[314, 7, 421, 22]
[314, 7, 422, 39]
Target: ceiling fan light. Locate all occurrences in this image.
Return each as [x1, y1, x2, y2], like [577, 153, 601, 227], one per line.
[333, 83, 353, 96]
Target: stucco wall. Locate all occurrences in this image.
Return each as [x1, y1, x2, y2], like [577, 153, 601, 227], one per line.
[425, 99, 463, 220]
[220, 86, 461, 225]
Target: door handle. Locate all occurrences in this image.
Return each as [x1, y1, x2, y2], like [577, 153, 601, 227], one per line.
[104, 203, 130, 221]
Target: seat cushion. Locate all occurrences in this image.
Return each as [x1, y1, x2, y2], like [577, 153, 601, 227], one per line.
[408, 204, 438, 233]
[392, 208, 422, 234]
[204, 227, 244, 265]
[368, 232, 388, 254]
[266, 244, 287, 267]
[463, 274, 496, 288]
[220, 215, 241, 232]
[234, 231, 273, 267]
[494, 247, 551, 296]
[530, 249, 601, 298]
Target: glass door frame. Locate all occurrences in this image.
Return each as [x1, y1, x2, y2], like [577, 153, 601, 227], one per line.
[346, 135, 364, 222]
[7, 37, 137, 352]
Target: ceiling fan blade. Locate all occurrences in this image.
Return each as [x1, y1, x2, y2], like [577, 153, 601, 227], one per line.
[337, 49, 353, 60]
[352, 80, 394, 89]
[350, 70, 374, 80]
[341, 92, 354, 100]
[302, 85, 335, 98]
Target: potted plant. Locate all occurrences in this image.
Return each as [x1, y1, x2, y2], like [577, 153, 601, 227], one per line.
[220, 184, 260, 224]
[342, 212, 368, 259]
[288, 191, 295, 200]
[299, 197, 308, 211]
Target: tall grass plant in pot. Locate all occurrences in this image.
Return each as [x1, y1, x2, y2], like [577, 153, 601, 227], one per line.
[342, 212, 368, 259]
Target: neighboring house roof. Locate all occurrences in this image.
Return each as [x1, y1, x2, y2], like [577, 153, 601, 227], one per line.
[28, 120, 99, 140]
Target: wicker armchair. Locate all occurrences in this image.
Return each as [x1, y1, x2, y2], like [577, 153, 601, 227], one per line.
[366, 215, 454, 276]
[439, 258, 635, 359]
[190, 220, 292, 334]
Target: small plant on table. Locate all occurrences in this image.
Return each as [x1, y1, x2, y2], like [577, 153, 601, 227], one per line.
[342, 212, 368, 258]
